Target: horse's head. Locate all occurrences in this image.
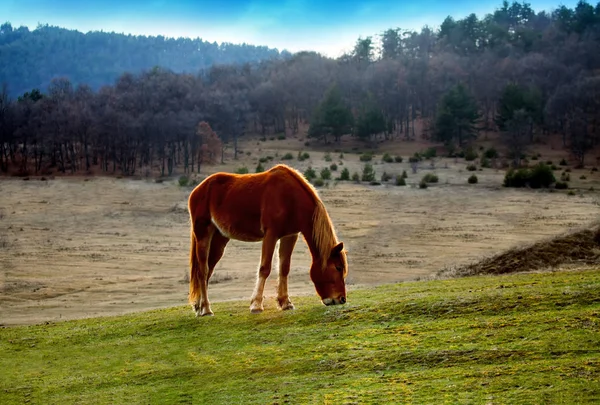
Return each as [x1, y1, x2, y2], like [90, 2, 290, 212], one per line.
[310, 242, 348, 306]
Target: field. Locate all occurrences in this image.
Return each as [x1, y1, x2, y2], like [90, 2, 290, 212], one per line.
[1, 268, 599, 403]
[1, 135, 600, 326]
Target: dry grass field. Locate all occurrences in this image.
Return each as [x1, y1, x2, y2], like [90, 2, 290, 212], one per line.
[2, 134, 600, 326]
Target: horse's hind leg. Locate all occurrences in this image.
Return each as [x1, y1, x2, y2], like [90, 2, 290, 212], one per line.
[207, 232, 229, 282]
[191, 222, 215, 317]
[250, 232, 278, 313]
[277, 233, 298, 310]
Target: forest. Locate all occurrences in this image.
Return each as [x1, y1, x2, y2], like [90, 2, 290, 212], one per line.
[0, 0, 599, 177]
[0, 23, 287, 97]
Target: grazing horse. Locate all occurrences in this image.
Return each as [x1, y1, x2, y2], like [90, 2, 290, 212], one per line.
[187, 163, 348, 316]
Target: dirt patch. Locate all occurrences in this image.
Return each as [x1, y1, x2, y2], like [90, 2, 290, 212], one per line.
[437, 223, 600, 278]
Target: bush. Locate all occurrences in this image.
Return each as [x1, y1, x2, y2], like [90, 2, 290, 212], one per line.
[178, 175, 190, 187]
[423, 147, 437, 159]
[304, 167, 316, 180]
[559, 158, 568, 166]
[324, 152, 332, 162]
[381, 172, 392, 182]
[466, 164, 477, 171]
[313, 178, 325, 187]
[396, 176, 407, 186]
[464, 148, 478, 161]
[484, 147, 499, 159]
[468, 174, 478, 184]
[592, 167, 598, 172]
[408, 156, 419, 163]
[504, 163, 556, 188]
[339, 167, 350, 181]
[320, 167, 332, 180]
[382, 153, 394, 163]
[422, 173, 439, 183]
[480, 157, 491, 168]
[330, 163, 338, 171]
[361, 164, 376, 182]
[555, 181, 568, 189]
[298, 151, 310, 161]
[277, 134, 286, 140]
[352, 172, 360, 183]
[256, 163, 265, 173]
[235, 166, 249, 174]
[580, 175, 587, 180]
[259, 157, 268, 163]
[401, 170, 408, 179]
[561, 172, 570, 182]
[394, 155, 403, 163]
[419, 180, 428, 189]
[281, 152, 294, 160]
[360, 152, 373, 162]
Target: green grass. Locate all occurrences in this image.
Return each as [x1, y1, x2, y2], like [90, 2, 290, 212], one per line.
[1, 269, 599, 404]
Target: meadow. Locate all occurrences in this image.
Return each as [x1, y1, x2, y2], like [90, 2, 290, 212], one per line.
[1, 134, 600, 403]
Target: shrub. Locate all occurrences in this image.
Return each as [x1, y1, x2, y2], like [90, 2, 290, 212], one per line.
[324, 152, 332, 162]
[503, 168, 530, 188]
[304, 167, 316, 180]
[339, 152, 345, 159]
[592, 167, 598, 172]
[313, 178, 325, 187]
[352, 172, 360, 183]
[320, 167, 332, 180]
[382, 153, 394, 163]
[381, 172, 392, 182]
[259, 157, 268, 163]
[360, 152, 373, 162]
[235, 166, 249, 174]
[580, 175, 587, 180]
[555, 181, 568, 189]
[178, 175, 189, 187]
[401, 170, 408, 179]
[480, 157, 492, 168]
[361, 164, 376, 182]
[396, 176, 406, 186]
[559, 158, 568, 166]
[561, 172, 571, 182]
[339, 167, 350, 181]
[281, 152, 294, 160]
[466, 164, 477, 171]
[408, 156, 419, 163]
[277, 134, 286, 140]
[256, 163, 265, 173]
[468, 174, 478, 184]
[330, 163, 338, 171]
[551, 165, 558, 170]
[504, 163, 556, 188]
[484, 147, 498, 159]
[422, 173, 439, 183]
[298, 151, 310, 161]
[394, 155, 403, 163]
[419, 180, 428, 189]
[464, 148, 478, 161]
[423, 147, 437, 159]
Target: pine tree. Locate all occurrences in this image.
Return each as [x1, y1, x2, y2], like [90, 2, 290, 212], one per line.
[308, 84, 354, 143]
[434, 83, 480, 147]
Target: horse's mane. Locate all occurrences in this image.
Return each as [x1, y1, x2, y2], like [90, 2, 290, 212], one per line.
[273, 164, 340, 269]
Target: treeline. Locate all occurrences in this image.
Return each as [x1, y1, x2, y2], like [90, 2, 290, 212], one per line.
[1, 0, 600, 177]
[0, 23, 287, 97]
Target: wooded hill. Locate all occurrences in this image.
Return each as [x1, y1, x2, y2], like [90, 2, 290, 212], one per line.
[1, 0, 599, 177]
[0, 23, 288, 97]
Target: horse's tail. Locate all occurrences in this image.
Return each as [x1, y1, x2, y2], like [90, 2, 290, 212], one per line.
[188, 218, 201, 306]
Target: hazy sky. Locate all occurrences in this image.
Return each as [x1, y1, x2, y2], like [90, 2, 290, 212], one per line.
[1, 0, 578, 57]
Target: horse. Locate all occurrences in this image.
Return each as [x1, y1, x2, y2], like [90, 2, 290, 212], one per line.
[187, 163, 348, 316]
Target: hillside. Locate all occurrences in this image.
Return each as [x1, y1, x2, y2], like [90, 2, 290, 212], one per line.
[0, 23, 287, 97]
[1, 268, 599, 403]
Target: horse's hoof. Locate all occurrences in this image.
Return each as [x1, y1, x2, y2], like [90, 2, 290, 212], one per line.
[250, 306, 264, 314]
[282, 303, 295, 311]
[201, 311, 214, 317]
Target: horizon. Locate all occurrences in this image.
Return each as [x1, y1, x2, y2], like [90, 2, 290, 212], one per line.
[1, 0, 582, 58]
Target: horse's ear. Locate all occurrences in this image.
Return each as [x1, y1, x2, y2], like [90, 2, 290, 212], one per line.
[330, 242, 344, 257]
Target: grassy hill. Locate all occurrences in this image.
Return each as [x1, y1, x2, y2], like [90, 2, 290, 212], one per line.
[2, 267, 599, 404]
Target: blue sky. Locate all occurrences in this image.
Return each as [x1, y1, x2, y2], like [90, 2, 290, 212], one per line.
[1, 0, 579, 57]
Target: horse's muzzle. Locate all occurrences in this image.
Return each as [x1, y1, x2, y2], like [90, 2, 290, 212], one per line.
[323, 296, 346, 306]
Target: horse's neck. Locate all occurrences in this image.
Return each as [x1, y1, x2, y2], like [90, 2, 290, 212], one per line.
[303, 203, 336, 267]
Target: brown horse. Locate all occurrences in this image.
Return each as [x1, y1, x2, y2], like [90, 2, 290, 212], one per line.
[187, 163, 348, 316]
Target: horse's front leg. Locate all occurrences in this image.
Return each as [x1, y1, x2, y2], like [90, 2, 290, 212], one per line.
[277, 233, 298, 310]
[250, 233, 278, 313]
